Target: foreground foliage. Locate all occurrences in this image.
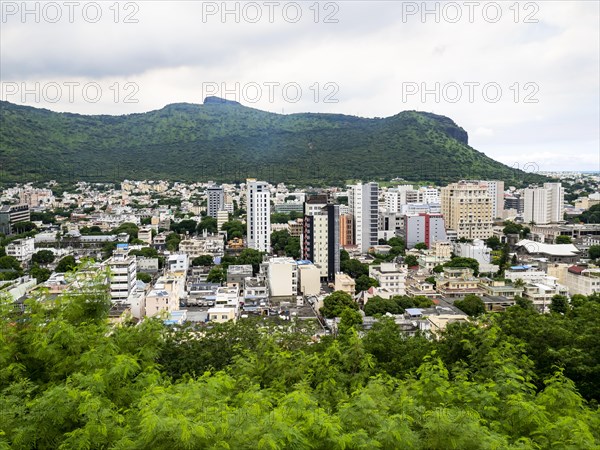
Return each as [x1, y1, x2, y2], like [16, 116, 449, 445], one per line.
[1, 275, 599, 449]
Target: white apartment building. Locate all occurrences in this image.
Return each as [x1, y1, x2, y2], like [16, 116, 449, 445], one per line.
[179, 235, 224, 258]
[523, 182, 564, 225]
[441, 181, 493, 240]
[478, 180, 504, 219]
[166, 254, 189, 274]
[369, 262, 407, 296]
[266, 257, 298, 297]
[6, 237, 35, 264]
[246, 179, 271, 252]
[564, 266, 600, 296]
[349, 182, 378, 253]
[105, 245, 137, 303]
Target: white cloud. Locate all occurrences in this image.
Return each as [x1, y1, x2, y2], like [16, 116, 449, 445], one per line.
[1, 0, 598, 171]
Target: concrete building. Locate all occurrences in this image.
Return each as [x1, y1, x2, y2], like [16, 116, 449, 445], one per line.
[514, 239, 580, 264]
[297, 261, 321, 296]
[441, 181, 493, 240]
[208, 307, 236, 323]
[6, 237, 35, 264]
[246, 179, 271, 252]
[302, 203, 340, 281]
[227, 265, 254, 286]
[435, 267, 484, 298]
[137, 226, 152, 245]
[216, 210, 229, 231]
[523, 182, 564, 225]
[453, 239, 492, 268]
[339, 214, 353, 246]
[166, 254, 189, 275]
[207, 185, 224, 218]
[287, 218, 303, 237]
[179, 234, 224, 259]
[404, 213, 447, 249]
[368, 262, 407, 296]
[349, 182, 378, 253]
[479, 180, 504, 219]
[564, 266, 600, 296]
[105, 244, 137, 303]
[265, 257, 298, 297]
[0, 204, 30, 235]
[334, 272, 356, 296]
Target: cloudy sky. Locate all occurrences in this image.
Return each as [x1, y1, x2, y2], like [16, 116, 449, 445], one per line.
[1, 1, 599, 172]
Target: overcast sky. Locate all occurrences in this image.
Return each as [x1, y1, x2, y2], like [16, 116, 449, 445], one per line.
[1, 1, 599, 172]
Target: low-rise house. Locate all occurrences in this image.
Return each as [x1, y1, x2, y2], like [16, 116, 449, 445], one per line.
[435, 268, 485, 299]
[514, 239, 580, 264]
[334, 272, 356, 296]
[369, 262, 407, 296]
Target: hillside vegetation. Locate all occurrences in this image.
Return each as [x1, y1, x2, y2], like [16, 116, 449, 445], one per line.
[0, 99, 546, 186]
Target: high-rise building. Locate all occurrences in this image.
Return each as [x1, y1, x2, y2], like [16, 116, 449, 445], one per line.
[441, 181, 493, 239]
[106, 244, 137, 303]
[349, 182, 378, 253]
[0, 204, 30, 235]
[207, 185, 224, 218]
[302, 203, 340, 281]
[339, 214, 353, 246]
[480, 180, 504, 219]
[246, 179, 271, 252]
[523, 182, 564, 224]
[404, 213, 447, 249]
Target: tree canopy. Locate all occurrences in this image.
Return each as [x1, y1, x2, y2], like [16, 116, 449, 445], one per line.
[1, 267, 599, 449]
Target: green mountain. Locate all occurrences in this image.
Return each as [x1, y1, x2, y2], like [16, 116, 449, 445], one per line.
[0, 99, 545, 186]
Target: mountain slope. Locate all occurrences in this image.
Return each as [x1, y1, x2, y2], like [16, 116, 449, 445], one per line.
[0, 99, 545, 186]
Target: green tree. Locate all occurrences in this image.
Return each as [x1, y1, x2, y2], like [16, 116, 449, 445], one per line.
[445, 257, 479, 275]
[355, 275, 379, 293]
[137, 272, 152, 283]
[341, 259, 369, 278]
[320, 290, 358, 318]
[339, 308, 363, 333]
[192, 255, 214, 266]
[414, 242, 428, 250]
[171, 219, 198, 235]
[31, 250, 55, 265]
[237, 248, 264, 274]
[404, 255, 419, 267]
[129, 247, 159, 259]
[165, 232, 181, 252]
[555, 235, 572, 244]
[11, 221, 37, 233]
[364, 296, 403, 316]
[55, 255, 77, 272]
[222, 220, 245, 239]
[207, 265, 226, 284]
[29, 265, 51, 283]
[589, 244, 600, 260]
[550, 294, 569, 314]
[111, 222, 139, 240]
[454, 294, 485, 316]
[485, 235, 502, 251]
[197, 216, 218, 234]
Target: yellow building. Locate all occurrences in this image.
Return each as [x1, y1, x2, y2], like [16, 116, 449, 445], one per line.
[441, 181, 493, 239]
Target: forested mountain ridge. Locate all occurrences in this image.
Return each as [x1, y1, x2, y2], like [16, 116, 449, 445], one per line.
[1, 268, 599, 449]
[0, 99, 546, 185]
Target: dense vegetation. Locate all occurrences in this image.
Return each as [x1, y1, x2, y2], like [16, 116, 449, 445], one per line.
[1, 267, 599, 449]
[0, 100, 546, 186]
